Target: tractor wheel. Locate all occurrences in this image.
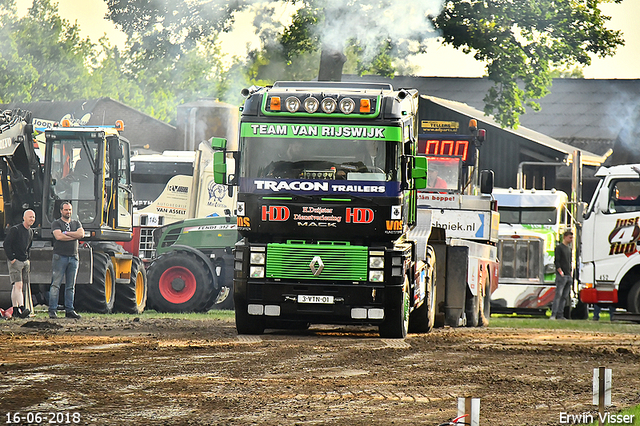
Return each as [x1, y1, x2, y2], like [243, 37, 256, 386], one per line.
[114, 257, 148, 314]
[409, 247, 436, 333]
[147, 251, 216, 313]
[75, 252, 116, 313]
[627, 281, 640, 313]
[379, 277, 410, 338]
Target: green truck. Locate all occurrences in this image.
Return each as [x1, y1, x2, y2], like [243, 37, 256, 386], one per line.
[212, 81, 497, 337]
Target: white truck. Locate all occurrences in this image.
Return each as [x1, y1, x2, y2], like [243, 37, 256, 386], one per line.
[579, 164, 640, 314]
[491, 188, 570, 314]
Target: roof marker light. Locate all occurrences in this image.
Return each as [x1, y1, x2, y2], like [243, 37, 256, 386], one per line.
[270, 96, 281, 111]
[360, 99, 371, 113]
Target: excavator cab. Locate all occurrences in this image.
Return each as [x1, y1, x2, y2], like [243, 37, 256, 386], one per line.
[41, 126, 133, 241]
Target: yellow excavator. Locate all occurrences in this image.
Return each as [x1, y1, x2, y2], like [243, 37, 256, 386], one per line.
[0, 108, 147, 314]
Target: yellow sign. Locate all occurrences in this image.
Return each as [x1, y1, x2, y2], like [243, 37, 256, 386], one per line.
[421, 120, 459, 133]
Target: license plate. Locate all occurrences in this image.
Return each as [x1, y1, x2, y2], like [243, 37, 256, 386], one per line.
[297, 295, 334, 304]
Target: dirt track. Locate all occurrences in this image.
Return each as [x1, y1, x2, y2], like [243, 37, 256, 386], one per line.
[1, 316, 640, 426]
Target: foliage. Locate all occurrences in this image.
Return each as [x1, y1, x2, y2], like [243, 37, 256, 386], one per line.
[433, 0, 623, 128]
[1, 0, 247, 124]
[1, 0, 626, 129]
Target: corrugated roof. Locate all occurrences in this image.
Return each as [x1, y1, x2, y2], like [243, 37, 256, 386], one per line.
[424, 95, 606, 166]
[345, 75, 640, 153]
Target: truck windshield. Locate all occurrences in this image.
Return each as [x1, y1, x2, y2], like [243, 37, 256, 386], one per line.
[499, 207, 557, 225]
[240, 137, 399, 182]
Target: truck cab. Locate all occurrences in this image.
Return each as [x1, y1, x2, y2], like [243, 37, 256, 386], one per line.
[491, 188, 569, 313]
[215, 82, 433, 337]
[580, 164, 640, 313]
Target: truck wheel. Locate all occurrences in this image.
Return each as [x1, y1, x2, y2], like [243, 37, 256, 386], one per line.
[75, 252, 116, 313]
[465, 285, 481, 327]
[114, 257, 148, 314]
[627, 281, 640, 313]
[570, 300, 589, 319]
[409, 247, 436, 333]
[147, 251, 216, 313]
[235, 304, 266, 335]
[379, 278, 410, 338]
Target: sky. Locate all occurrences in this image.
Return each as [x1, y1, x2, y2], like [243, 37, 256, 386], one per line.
[14, 0, 640, 79]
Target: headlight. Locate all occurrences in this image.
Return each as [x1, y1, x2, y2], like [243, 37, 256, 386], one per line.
[339, 98, 355, 114]
[304, 97, 319, 113]
[250, 252, 265, 265]
[321, 97, 337, 113]
[369, 256, 384, 269]
[250, 266, 265, 278]
[285, 96, 300, 113]
[369, 270, 384, 282]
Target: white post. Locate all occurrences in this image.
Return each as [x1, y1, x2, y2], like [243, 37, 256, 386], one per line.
[457, 396, 480, 426]
[593, 367, 612, 426]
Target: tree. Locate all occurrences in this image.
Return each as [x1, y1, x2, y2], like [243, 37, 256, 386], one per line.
[432, 0, 623, 128]
[104, 0, 250, 122]
[252, 0, 623, 128]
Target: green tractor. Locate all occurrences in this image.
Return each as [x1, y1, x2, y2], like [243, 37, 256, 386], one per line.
[146, 214, 238, 312]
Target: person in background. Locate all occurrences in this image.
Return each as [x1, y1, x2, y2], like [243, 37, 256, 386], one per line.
[550, 230, 574, 320]
[593, 303, 614, 321]
[49, 202, 84, 319]
[3, 209, 36, 319]
[427, 167, 447, 189]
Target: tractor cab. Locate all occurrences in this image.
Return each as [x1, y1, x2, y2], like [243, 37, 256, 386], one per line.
[41, 124, 133, 242]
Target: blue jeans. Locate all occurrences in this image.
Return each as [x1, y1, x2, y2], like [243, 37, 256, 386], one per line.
[551, 274, 572, 318]
[49, 254, 79, 313]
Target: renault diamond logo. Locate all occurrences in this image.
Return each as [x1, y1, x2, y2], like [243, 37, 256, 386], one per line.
[309, 256, 324, 276]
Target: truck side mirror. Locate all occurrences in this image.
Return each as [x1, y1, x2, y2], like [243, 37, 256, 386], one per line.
[480, 169, 494, 194]
[210, 137, 227, 151]
[412, 156, 428, 189]
[213, 151, 227, 184]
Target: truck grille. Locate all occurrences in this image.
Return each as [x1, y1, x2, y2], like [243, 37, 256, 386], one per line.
[498, 239, 541, 279]
[266, 242, 368, 281]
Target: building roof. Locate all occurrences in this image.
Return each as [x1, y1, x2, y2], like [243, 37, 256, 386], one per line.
[346, 75, 640, 157]
[424, 96, 606, 166]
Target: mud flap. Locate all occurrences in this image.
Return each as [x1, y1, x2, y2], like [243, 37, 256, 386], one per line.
[444, 245, 469, 327]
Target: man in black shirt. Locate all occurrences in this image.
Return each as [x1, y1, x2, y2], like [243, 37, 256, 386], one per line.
[49, 202, 84, 319]
[3, 210, 36, 319]
[550, 230, 574, 320]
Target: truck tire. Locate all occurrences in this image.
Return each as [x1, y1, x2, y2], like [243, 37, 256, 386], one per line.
[409, 247, 436, 333]
[75, 252, 116, 314]
[379, 278, 410, 338]
[465, 285, 481, 327]
[147, 251, 216, 313]
[235, 304, 266, 335]
[114, 257, 148, 314]
[570, 300, 589, 319]
[627, 281, 640, 313]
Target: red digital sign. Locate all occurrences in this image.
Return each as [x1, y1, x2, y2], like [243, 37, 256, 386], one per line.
[420, 138, 469, 162]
